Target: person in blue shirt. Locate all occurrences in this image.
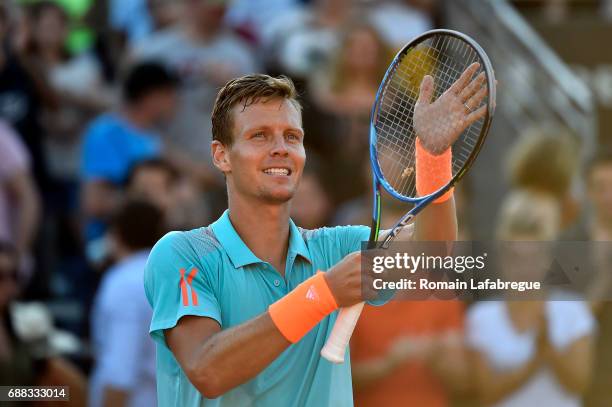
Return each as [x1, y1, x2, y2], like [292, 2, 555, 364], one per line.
[144, 73, 462, 406]
[80, 61, 178, 243]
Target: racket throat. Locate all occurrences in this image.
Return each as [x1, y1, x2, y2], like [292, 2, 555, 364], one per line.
[381, 214, 415, 249]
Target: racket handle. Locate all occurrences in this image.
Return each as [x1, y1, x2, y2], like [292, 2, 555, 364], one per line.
[321, 302, 365, 363]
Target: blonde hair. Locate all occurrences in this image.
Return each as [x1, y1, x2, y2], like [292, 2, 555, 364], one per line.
[507, 125, 580, 198]
[496, 189, 561, 240]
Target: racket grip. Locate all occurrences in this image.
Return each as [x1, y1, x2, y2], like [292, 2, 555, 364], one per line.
[321, 302, 365, 363]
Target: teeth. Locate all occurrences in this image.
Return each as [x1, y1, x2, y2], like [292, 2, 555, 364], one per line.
[264, 168, 290, 176]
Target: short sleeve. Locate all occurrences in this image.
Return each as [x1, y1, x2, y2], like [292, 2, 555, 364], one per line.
[81, 121, 123, 183]
[144, 231, 222, 347]
[466, 302, 499, 351]
[548, 301, 596, 350]
[334, 225, 371, 256]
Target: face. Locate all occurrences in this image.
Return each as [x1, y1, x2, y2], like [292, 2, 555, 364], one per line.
[588, 163, 612, 222]
[143, 88, 178, 125]
[291, 173, 330, 228]
[34, 7, 67, 51]
[344, 28, 381, 75]
[187, 0, 226, 29]
[128, 167, 174, 212]
[213, 98, 305, 205]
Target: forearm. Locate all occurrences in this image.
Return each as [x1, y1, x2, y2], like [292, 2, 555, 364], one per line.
[428, 336, 469, 394]
[414, 198, 457, 242]
[475, 353, 540, 405]
[186, 313, 290, 397]
[547, 337, 593, 395]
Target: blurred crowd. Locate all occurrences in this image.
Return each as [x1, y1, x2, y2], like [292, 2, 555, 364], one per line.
[0, 0, 610, 406]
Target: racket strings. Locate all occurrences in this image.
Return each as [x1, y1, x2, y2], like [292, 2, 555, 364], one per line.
[375, 34, 489, 198]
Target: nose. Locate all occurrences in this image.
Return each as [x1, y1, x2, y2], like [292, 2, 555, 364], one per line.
[270, 134, 289, 157]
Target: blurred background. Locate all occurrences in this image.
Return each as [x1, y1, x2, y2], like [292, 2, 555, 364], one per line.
[0, 0, 610, 406]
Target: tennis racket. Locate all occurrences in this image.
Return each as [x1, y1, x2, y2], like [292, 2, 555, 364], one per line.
[320, 29, 496, 363]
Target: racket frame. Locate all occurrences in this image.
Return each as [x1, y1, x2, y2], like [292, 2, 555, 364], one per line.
[321, 29, 496, 364]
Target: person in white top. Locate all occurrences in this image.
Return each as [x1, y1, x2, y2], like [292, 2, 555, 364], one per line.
[89, 200, 166, 407]
[467, 189, 595, 407]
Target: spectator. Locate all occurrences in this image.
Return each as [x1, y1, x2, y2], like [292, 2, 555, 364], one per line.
[305, 19, 390, 205]
[125, 158, 179, 214]
[80, 61, 178, 245]
[264, 0, 351, 79]
[89, 200, 165, 407]
[25, 1, 111, 185]
[125, 158, 211, 230]
[0, 121, 40, 284]
[132, 0, 257, 189]
[468, 189, 595, 407]
[506, 125, 581, 230]
[0, 241, 87, 407]
[369, 0, 433, 49]
[290, 157, 332, 229]
[0, 4, 50, 194]
[563, 148, 612, 406]
[351, 300, 468, 406]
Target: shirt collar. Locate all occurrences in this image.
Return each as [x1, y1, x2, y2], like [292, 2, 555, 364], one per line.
[211, 210, 312, 269]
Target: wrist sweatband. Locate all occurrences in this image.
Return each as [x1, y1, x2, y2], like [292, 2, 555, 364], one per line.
[269, 271, 338, 343]
[416, 138, 453, 203]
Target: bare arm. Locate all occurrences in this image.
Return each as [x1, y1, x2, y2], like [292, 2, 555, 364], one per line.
[471, 349, 542, 405]
[427, 331, 469, 395]
[352, 336, 422, 389]
[545, 335, 594, 395]
[5, 171, 40, 255]
[414, 198, 458, 242]
[165, 313, 290, 398]
[166, 253, 367, 398]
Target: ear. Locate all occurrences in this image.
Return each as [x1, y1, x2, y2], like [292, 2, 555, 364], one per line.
[212, 140, 231, 173]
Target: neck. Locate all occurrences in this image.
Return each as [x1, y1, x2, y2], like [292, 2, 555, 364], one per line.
[122, 105, 152, 129]
[506, 301, 544, 332]
[227, 192, 291, 275]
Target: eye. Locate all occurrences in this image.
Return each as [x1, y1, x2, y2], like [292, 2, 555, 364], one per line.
[286, 133, 301, 142]
[252, 131, 265, 139]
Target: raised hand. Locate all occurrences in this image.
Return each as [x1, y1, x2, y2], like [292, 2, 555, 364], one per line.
[413, 62, 488, 155]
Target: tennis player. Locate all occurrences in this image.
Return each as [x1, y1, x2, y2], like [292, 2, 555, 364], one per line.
[144, 72, 481, 406]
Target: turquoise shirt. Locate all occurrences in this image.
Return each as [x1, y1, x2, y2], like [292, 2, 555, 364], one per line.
[144, 210, 370, 407]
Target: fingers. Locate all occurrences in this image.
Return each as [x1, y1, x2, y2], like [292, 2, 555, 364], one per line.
[449, 62, 480, 95]
[465, 83, 488, 111]
[417, 75, 435, 105]
[459, 71, 485, 101]
[466, 104, 487, 125]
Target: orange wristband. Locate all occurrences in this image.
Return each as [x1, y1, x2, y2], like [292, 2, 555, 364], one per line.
[416, 138, 453, 203]
[269, 272, 338, 343]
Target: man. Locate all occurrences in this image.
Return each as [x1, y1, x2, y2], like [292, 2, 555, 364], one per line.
[563, 149, 612, 406]
[145, 71, 483, 405]
[133, 0, 257, 188]
[351, 300, 467, 407]
[80, 61, 178, 245]
[90, 200, 166, 407]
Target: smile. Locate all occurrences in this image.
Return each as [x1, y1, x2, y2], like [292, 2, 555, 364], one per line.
[263, 168, 291, 176]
